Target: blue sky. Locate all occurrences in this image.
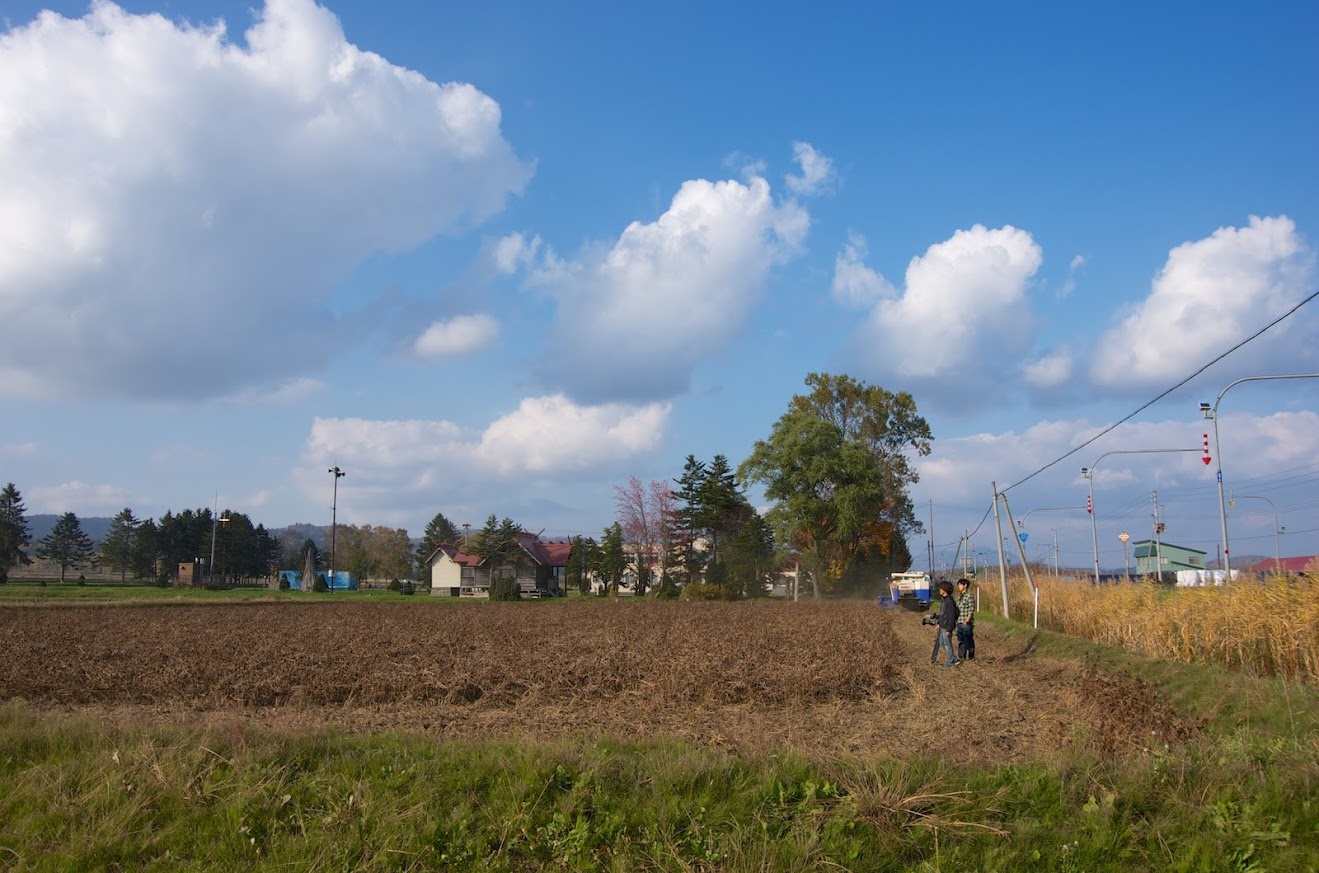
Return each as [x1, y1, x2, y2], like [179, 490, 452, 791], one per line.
[2, 0, 1317, 573]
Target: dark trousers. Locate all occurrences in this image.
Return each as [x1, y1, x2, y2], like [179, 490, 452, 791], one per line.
[956, 622, 975, 660]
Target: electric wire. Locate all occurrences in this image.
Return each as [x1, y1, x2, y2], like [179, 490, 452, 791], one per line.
[1000, 286, 1319, 493]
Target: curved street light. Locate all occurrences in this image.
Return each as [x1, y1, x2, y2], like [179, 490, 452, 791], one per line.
[1201, 373, 1319, 576]
[1229, 492, 1283, 573]
[1082, 448, 1198, 584]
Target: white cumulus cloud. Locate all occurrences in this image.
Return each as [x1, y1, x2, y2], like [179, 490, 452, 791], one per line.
[297, 396, 670, 519]
[1090, 216, 1314, 389]
[28, 480, 138, 514]
[476, 395, 669, 474]
[1023, 348, 1073, 388]
[785, 142, 837, 196]
[491, 232, 543, 275]
[843, 224, 1043, 406]
[832, 232, 897, 308]
[0, 0, 531, 401]
[414, 313, 501, 358]
[529, 171, 809, 401]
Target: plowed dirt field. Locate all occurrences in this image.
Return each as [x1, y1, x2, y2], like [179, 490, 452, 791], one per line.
[0, 599, 1196, 762]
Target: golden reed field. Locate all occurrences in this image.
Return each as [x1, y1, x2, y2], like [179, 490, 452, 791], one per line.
[996, 567, 1319, 683]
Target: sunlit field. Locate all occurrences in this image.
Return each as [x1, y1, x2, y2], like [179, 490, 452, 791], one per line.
[991, 569, 1319, 683]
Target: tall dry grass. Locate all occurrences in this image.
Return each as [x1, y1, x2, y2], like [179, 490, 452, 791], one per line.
[986, 567, 1319, 683]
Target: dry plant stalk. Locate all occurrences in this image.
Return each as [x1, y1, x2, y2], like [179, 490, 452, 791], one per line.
[1002, 573, 1319, 683]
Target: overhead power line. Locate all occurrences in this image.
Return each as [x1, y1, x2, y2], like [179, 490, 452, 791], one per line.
[1003, 287, 1319, 493]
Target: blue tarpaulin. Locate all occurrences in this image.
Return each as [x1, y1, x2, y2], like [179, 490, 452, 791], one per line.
[278, 569, 356, 591]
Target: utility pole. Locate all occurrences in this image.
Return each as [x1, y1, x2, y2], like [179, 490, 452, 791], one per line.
[928, 500, 935, 575]
[328, 466, 345, 592]
[1151, 490, 1164, 581]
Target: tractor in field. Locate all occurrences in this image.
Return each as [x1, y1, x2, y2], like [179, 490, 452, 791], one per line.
[888, 571, 933, 611]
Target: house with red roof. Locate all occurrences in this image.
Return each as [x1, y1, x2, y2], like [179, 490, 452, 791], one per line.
[1241, 556, 1318, 575]
[426, 530, 572, 598]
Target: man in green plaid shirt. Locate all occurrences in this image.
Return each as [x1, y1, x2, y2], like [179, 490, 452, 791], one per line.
[955, 578, 976, 661]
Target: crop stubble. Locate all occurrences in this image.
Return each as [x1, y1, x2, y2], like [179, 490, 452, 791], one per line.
[0, 600, 1194, 761]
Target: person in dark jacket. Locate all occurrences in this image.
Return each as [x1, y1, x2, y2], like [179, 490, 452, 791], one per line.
[935, 580, 961, 668]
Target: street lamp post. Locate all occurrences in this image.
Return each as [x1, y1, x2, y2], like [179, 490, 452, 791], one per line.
[1230, 492, 1282, 573]
[1082, 448, 1198, 585]
[1201, 373, 1319, 576]
[328, 466, 345, 592]
[207, 493, 230, 586]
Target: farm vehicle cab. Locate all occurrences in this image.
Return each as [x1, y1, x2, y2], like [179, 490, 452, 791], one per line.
[888, 571, 932, 611]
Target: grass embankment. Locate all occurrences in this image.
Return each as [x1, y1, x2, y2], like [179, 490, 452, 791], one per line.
[999, 574, 1319, 683]
[1, 687, 1315, 873]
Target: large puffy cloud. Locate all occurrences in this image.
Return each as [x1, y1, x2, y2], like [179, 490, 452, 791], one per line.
[840, 225, 1043, 404]
[0, 0, 531, 400]
[528, 171, 809, 402]
[297, 395, 670, 521]
[1090, 216, 1314, 389]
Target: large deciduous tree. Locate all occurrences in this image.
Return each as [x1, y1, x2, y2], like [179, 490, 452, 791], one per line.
[0, 483, 33, 584]
[36, 512, 97, 583]
[739, 373, 931, 598]
[615, 475, 678, 596]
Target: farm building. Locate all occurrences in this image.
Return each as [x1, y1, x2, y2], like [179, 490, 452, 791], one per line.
[1242, 555, 1319, 575]
[1132, 540, 1206, 575]
[427, 531, 571, 598]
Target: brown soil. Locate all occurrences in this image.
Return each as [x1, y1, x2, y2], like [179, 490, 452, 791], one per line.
[0, 600, 1197, 763]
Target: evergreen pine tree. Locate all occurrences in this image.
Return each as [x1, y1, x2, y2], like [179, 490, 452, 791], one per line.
[36, 512, 97, 583]
[0, 483, 33, 584]
[415, 511, 461, 567]
[100, 507, 139, 582]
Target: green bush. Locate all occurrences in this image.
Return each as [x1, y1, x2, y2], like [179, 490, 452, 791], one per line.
[682, 582, 733, 601]
[387, 578, 402, 591]
[313, 574, 328, 593]
[490, 576, 520, 601]
[655, 570, 680, 600]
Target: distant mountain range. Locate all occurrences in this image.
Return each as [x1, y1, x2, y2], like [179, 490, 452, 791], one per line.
[25, 516, 420, 551]
[28, 514, 114, 542]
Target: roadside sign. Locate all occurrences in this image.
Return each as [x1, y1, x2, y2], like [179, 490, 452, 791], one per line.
[1118, 531, 1130, 543]
[1018, 532, 1029, 543]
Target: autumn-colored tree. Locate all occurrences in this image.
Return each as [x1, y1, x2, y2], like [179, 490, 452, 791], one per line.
[740, 373, 931, 598]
